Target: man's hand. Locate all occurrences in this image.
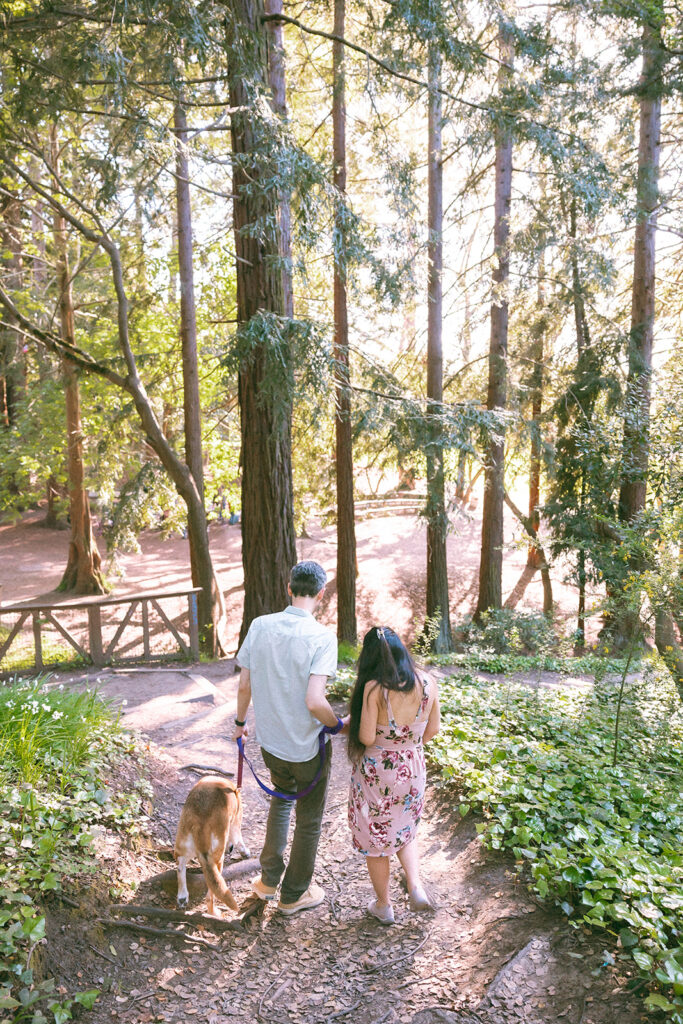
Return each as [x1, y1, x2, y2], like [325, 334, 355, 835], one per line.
[233, 667, 252, 743]
[339, 714, 351, 736]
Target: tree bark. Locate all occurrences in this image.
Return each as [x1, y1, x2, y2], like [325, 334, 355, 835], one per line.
[504, 492, 553, 616]
[332, 0, 357, 645]
[264, 0, 294, 320]
[50, 129, 106, 595]
[173, 101, 226, 654]
[475, 21, 513, 619]
[618, 20, 662, 524]
[425, 42, 452, 653]
[0, 195, 25, 428]
[227, 0, 297, 642]
[526, 251, 545, 570]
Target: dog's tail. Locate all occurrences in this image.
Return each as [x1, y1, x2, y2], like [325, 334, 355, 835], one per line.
[197, 851, 239, 911]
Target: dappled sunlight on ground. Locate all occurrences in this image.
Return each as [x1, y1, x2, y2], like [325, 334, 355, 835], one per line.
[0, 498, 603, 656]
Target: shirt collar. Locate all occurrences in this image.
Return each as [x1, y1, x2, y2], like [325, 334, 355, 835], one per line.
[284, 605, 312, 618]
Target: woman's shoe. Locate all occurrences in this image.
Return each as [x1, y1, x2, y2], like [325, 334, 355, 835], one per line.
[408, 885, 435, 911]
[367, 899, 395, 925]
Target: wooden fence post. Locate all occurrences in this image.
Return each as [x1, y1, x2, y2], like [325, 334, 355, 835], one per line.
[32, 612, 43, 670]
[88, 605, 104, 666]
[141, 600, 150, 659]
[188, 591, 199, 660]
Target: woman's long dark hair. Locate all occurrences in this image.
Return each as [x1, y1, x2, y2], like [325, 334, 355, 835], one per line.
[347, 626, 416, 762]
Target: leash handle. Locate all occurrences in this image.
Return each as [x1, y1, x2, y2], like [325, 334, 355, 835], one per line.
[236, 718, 343, 802]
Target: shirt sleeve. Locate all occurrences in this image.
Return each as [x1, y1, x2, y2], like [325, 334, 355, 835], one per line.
[310, 631, 338, 679]
[236, 622, 254, 669]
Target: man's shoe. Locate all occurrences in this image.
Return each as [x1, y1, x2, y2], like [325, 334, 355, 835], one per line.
[252, 876, 278, 901]
[367, 899, 395, 925]
[278, 883, 325, 915]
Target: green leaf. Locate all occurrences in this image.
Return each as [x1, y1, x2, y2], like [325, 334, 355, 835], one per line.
[644, 994, 675, 1012]
[74, 990, 99, 1009]
[631, 950, 653, 970]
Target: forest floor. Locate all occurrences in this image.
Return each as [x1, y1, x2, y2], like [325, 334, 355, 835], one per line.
[0, 500, 602, 651]
[42, 660, 647, 1024]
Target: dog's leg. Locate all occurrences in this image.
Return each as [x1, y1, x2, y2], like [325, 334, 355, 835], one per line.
[176, 855, 190, 908]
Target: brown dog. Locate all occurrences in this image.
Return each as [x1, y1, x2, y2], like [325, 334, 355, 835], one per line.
[175, 777, 250, 914]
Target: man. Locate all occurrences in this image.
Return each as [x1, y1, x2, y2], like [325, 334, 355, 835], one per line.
[233, 560, 347, 915]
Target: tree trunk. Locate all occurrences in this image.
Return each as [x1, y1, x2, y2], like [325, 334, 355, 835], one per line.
[51, 129, 106, 595]
[264, 0, 294, 320]
[0, 195, 25, 428]
[227, 0, 297, 643]
[618, 20, 662, 525]
[475, 22, 513, 619]
[569, 197, 590, 355]
[425, 42, 452, 653]
[504, 492, 553, 616]
[332, 0, 357, 645]
[174, 101, 226, 654]
[526, 251, 545, 570]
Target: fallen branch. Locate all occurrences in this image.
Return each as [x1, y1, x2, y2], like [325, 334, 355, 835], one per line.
[97, 917, 219, 950]
[257, 969, 286, 1021]
[109, 904, 243, 932]
[326, 999, 361, 1021]
[88, 943, 118, 965]
[153, 855, 260, 898]
[363, 930, 432, 972]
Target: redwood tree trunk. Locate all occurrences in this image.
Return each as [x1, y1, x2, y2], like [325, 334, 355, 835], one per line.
[228, 0, 297, 642]
[618, 20, 662, 525]
[51, 130, 106, 595]
[264, 0, 294, 320]
[616, 18, 681, 681]
[476, 23, 513, 618]
[332, 0, 357, 645]
[0, 196, 25, 428]
[174, 101, 226, 654]
[526, 252, 545, 570]
[425, 43, 452, 652]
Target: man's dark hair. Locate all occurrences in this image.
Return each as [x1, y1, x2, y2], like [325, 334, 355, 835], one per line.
[290, 560, 327, 597]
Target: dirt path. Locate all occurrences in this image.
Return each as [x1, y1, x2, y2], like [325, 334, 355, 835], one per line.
[1, 502, 603, 653]
[45, 664, 645, 1024]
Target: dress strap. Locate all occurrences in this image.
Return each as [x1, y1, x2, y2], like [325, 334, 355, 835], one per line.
[415, 676, 429, 721]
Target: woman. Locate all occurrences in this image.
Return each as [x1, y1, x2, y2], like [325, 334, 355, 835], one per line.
[347, 626, 440, 924]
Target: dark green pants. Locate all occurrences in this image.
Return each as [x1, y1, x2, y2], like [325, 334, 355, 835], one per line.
[260, 740, 332, 903]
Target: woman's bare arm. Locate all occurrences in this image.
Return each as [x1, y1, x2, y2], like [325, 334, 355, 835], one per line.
[423, 679, 441, 743]
[359, 682, 380, 747]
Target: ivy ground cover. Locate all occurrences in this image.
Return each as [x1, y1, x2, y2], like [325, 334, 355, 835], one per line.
[428, 659, 683, 1020]
[0, 679, 144, 1024]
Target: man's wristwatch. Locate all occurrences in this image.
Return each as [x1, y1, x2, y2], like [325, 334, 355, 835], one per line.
[234, 717, 246, 727]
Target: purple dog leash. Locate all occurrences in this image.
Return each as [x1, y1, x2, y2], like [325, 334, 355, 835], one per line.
[236, 717, 343, 801]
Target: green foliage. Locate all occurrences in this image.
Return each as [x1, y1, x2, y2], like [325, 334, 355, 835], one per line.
[454, 608, 558, 656]
[411, 610, 445, 659]
[337, 641, 360, 665]
[0, 679, 146, 1024]
[327, 665, 357, 701]
[429, 659, 683, 1020]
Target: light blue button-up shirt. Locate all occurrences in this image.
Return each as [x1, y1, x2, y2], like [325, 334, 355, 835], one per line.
[237, 606, 338, 762]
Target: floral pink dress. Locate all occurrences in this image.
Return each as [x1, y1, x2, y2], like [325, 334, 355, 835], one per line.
[348, 679, 429, 857]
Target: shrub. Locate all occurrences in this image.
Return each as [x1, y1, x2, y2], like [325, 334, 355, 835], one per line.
[453, 608, 558, 656]
[428, 657, 683, 1021]
[0, 678, 144, 1024]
